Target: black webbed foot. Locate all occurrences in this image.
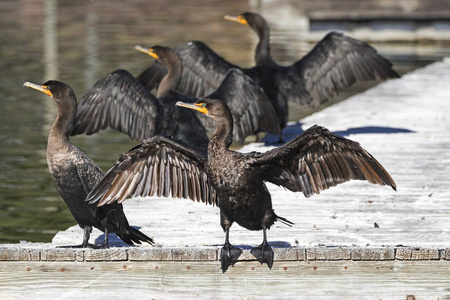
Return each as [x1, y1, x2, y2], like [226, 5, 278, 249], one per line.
[220, 243, 243, 273]
[251, 241, 274, 269]
[251, 228, 274, 269]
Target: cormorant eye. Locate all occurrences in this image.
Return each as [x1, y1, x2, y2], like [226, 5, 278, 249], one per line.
[202, 103, 206, 107]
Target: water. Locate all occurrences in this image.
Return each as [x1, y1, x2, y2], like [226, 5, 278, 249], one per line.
[1, 0, 450, 244]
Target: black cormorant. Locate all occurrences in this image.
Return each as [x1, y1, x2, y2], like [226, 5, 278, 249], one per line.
[87, 98, 396, 272]
[135, 45, 281, 143]
[72, 46, 280, 146]
[24, 80, 153, 248]
[137, 12, 399, 131]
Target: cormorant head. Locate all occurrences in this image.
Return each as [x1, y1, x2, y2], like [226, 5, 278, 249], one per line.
[176, 98, 231, 121]
[135, 45, 177, 66]
[23, 80, 76, 103]
[224, 12, 266, 33]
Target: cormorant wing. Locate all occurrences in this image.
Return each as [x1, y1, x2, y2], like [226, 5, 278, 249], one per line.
[280, 32, 399, 107]
[72, 148, 141, 244]
[72, 69, 163, 142]
[87, 136, 218, 207]
[253, 125, 396, 197]
[73, 148, 105, 194]
[138, 41, 238, 98]
[205, 68, 281, 144]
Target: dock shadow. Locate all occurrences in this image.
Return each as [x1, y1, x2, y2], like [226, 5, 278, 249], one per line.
[262, 122, 414, 145]
[94, 226, 145, 247]
[212, 241, 291, 249]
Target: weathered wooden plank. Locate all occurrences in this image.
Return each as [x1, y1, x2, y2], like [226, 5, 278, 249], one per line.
[3, 246, 449, 262]
[396, 248, 441, 260]
[83, 248, 128, 262]
[351, 247, 395, 261]
[306, 247, 351, 261]
[128, 247, 173, 261]
[445, 249, 450, 260]
[0, 261, 449, 299]
[0, 248, 39, 261]
[172, 247, 217, 261]
[40, 248, 81, 262]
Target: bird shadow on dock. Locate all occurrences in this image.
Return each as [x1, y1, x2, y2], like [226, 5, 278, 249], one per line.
[262, 122, 414, 145]
[212, 241, 292, 250]
[94, 226, 146, 247]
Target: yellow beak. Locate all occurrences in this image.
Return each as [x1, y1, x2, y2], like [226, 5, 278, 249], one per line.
[224, 15, 248, 25]
[135, 45, 159, 59]
[176, 101, 208, 115]
[23, 82, 52, 96]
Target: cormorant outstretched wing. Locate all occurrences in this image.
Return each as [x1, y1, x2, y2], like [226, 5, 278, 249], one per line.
[72, 69, 163, 142]
[87, 136, 218, 207]
[202, 68, 281, 144]
[281, 32, 399, 107]
[254, 125, 396, 197]
[138, 41, 237, 98]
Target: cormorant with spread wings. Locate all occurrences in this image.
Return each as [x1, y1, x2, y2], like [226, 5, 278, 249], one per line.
[137, 12, 399, 131]
[72, 45, 280, 146]
[87, 98, 396, 272]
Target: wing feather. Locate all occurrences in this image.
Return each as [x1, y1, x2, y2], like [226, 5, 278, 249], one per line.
[72, 69, 163, 141]
[281, 32, 399, 107]
[87, 136, 217, 207]
[206, 68, 281, 144]
[253, 125, 396, 198]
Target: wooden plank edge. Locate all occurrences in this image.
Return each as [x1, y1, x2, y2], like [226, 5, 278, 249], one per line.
[1, 246, 449, 262]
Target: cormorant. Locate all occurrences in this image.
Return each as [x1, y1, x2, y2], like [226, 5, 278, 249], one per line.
[24, 80, 153, 248]
[87, 98, 396, 272]
[135, 45, 280, 143]
[72, 46, 280, 146]
[137, 12, 399, 131]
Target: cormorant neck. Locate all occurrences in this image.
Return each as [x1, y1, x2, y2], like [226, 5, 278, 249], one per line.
[48, 99, 76, 150]
[209, 111, 233, 151]
[254, 21, 273, 65]
[156, 55, 182, 98]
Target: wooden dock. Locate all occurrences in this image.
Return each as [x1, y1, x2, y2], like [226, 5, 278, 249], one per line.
[2, 59, 450, 299]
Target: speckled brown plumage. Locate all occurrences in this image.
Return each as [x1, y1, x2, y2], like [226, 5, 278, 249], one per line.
[24, 80, 153, 248]
[88, 98, 395, 271]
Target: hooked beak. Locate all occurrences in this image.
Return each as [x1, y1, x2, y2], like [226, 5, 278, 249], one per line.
[135, 45, 159, 59]
[176, 101, 208, 115]
[23, 82, 52, 96]
[224, 14, 248, 25]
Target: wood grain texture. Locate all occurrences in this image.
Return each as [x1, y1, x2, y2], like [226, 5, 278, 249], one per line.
[0, 261, 449, 299]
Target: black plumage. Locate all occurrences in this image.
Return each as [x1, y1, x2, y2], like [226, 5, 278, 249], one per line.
[71, 69, 210, 149]
[24, 80, 153, 248]
[87, 98, 396, 272]
[135, 45, 280, 143]
[137, 12, 399, 131]
[72, 45, 280, 146]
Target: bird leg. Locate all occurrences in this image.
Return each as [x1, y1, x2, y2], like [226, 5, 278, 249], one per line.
[220, 228, 242, 273]
[250, 228, 274, 269]
[98, 228, 110, 249]
[56, 226, 97, 248]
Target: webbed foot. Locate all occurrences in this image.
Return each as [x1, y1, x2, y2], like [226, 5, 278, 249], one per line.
[220, 243, 243, 273]
[251, 241, 274, 269]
